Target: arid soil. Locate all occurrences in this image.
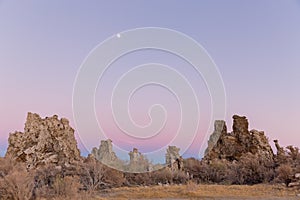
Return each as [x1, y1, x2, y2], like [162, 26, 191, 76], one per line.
[97, 184, 300, 200]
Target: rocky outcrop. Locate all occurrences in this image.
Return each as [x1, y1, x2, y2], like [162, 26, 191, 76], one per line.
[166, 146, 180, 166]
[129, 148, 144, 164]
[205, 120, 227, 156]
[165, 146, 183, 170]
[91, 139, 118, 165]
[128, 148, 151, 172]
[5, 112, 81, 169]
[274, 139, 285, 156]
[232, 115, 249, 136]
[204, 115, 274, 163]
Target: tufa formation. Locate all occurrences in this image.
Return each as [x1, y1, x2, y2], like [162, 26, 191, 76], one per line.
[204, 115, 274, 162]
[5, 113, 285, 175]
[5, 112, 81, 169]
[166, 146, 183, 170]
[91, 139, 118, 165]
[128, 148, 151, 172]
[205, 120, 227, 156]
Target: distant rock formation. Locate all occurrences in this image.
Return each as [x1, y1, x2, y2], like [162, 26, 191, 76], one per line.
[6, 112, 81, 169]
[165, 146, 183, 170]
[128, 148, 151, 172]
[91, 139, 118, 165]
[274, 139, 285, 156]
[92, 142, 153, 172]
[204, 115, 274, 162]
[129, 148, 144, 164]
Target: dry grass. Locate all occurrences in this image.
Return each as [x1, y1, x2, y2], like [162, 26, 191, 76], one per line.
[97, 184, 299, 199]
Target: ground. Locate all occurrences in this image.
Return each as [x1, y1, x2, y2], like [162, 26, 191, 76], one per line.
[96, 184, 300, 200]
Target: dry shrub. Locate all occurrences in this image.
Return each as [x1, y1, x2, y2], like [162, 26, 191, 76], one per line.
[275, 145, 300, 167]
[33, 164, 81, 199]
[207, 160, 228, 183]
[36, 175, 81, 199]
[184, 158, 202, 179]
[185, 154, 275, 185]
[172, 170, 189, 184]
[152, 168, 173, 184]
[284, 146, 300, 172]
[80, 161, 106, 192]
[53, 176, 80, 198]
[124, 172, 152, 186]
[34, 159, 124, 197]
[102, 167, 125, 187]
[79, 159, 124, 192]
[185, 159, 228, 184]
[184, 158, 211, 183]
[286, 145, 300, 162]
[124, 168, 189, 186]
[275, 164, 293, 186]
[34, 164, 61, 190]
[227, 154, 275, 185]
[273, 145, 300, 186]
[0, 158, 34, 200]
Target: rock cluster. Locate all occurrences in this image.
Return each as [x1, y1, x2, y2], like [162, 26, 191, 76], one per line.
[166, 146, 183, 170]
[205, 120, 227, 156]
[92, 141, 184, 172]
[204, 115, 274, 162]
[129, 148, 144, 164]
[5, 112, 81, 169]
[288, 173, 300, 187]
[91, 139, 118, 165]
[128, 148, 152, 172]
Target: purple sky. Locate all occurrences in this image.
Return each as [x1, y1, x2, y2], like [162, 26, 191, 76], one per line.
[0, 1, 300, 162]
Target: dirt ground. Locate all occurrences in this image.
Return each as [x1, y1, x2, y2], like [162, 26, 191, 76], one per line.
[96, 184, 300, 200]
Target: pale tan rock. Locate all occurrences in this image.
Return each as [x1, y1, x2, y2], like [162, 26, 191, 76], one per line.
[128, 148, 151, 172]
[204, 115, 274, 163]
[288, 182, 300, 187]
[205, 120, 227, 156]
[91, 139, 118, 165]
[5, 112, 81, 169]
[129, 148, 143, 163]
[166, 146, 183, 170]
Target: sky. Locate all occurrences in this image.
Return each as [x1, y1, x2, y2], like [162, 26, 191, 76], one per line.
[0, 1, 300, 163]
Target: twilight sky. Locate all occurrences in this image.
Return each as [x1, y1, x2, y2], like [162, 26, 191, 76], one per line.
[0, 1, 300, 163]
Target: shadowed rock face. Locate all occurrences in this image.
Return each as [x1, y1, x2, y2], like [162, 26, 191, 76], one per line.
[204, 115, 274, 162]
[205, 120, 227, 156]
[6, 112, 81, 169]
[165, 146, 183, 170]
[232, 115, 249, 136]
[274, 139, 285, 156]
[166, 146, 180, 165]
